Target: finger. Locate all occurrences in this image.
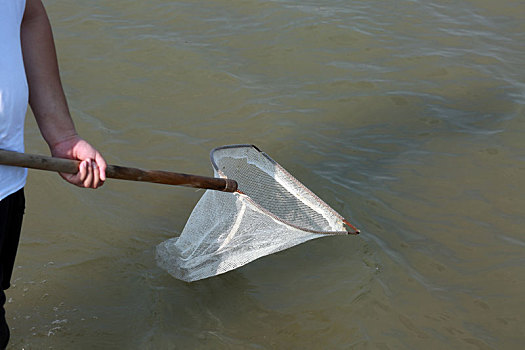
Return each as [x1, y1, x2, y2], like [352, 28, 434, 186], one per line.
[83, 160, 94, 188]
[92, 160, 101, 189]
[77, 159, 88, 185]
[94, 152, 107, 182]
[60, 159, 87, 187]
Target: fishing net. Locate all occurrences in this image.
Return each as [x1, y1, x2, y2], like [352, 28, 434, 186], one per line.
[156, 144, 358, 282]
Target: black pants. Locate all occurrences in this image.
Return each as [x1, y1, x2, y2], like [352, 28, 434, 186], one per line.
[0, 189, 25, 348]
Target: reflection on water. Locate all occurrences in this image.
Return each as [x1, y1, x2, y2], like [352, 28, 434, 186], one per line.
[9, 0, 524, 348]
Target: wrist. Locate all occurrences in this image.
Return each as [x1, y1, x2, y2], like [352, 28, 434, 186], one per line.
[49, 133, 81, 156]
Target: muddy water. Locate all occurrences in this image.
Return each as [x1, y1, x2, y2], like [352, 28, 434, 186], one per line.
[8, 0, 524, 348]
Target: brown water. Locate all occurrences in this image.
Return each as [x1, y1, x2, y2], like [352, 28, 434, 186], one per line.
[9, 0, 524, 348]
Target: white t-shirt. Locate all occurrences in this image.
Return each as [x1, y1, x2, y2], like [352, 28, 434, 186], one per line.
[0, 0, 28, 200]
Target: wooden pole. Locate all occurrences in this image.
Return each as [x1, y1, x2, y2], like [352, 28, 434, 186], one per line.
[0, 149, 237, 192]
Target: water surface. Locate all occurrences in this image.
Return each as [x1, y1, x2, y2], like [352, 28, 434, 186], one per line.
[9, 0, 525, 348]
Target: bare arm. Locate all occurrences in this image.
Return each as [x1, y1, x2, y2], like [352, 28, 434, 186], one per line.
[21, 0, 106, 188]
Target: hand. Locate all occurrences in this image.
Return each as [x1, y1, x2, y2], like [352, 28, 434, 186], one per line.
[50, 135, 107, 189]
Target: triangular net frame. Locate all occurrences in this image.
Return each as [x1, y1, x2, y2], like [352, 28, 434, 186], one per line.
[156, 145, 358, 282]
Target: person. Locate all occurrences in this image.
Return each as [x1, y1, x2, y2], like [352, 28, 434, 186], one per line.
[0, 0, 106, 347]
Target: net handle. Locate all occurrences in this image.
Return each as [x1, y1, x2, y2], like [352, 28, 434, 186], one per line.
[0, 149, 238, 192]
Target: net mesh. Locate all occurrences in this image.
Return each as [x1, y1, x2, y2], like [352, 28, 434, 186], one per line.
[156, 145, 354, 282]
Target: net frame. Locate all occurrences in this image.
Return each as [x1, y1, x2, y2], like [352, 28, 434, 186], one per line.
[210, 144, 358, 235]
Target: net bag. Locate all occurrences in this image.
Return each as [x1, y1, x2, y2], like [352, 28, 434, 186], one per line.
[156, 145, 358, 282]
